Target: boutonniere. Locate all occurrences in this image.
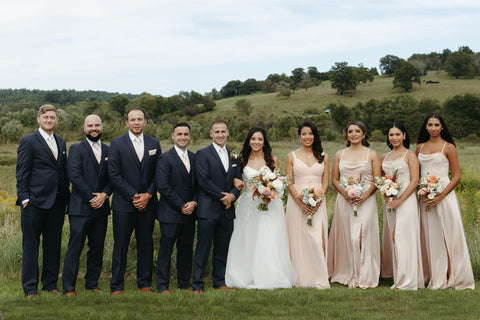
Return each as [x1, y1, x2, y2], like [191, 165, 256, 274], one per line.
[230, 152, 238, 160]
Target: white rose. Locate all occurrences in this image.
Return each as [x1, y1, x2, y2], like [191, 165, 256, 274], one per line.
[427, 193, 435, 200]
[308, 198, 316, 207]
[258, 185, 266, 194]
[386, 190, 392, 197]
[391, 189, 398, 196]
[272, 179, 284, 191]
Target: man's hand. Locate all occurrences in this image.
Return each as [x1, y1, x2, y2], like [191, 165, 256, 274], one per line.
[133, 193, 152, 212]
[220, 192, 235, 209]
[90, 192, 107, 210]
[181, 201, 197, 215]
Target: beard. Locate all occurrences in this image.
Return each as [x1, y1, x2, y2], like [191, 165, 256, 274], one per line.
[86, 132, 102, 142]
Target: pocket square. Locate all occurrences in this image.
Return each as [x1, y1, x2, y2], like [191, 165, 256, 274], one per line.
[104, 157, 108, 161]
[148, 149, 157, 156]
[232, 164, 237, 167]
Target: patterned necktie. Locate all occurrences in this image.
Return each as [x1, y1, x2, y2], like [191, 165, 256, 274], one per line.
[47, 136, 57, 160]
[135, 138, 143, 161]
[182, 152, 190, 173]
[93, 142, 101, 164]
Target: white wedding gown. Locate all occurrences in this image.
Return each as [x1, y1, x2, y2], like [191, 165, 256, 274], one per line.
[225, 166, 296, 289]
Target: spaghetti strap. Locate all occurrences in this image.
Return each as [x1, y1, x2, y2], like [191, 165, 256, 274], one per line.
[384, 151, 391, 161]
[441, 142, 447, 153]
[366, 148, 370, 161]
[292, 151, 297, 159]
[419, 143, 424, 153]
[402, 150, 409, 160]
[340, 149, 345, 161]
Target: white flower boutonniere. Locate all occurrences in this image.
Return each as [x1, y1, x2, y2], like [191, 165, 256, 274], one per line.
[230, 152, 238, 160]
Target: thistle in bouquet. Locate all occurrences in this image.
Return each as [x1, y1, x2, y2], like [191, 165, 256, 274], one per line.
[417, 173, 445, 211]
[339, 175, 366, 216]
[375, 169, 402, 213]
[301, 186, 325, 226]
[248, 167, 287, 211]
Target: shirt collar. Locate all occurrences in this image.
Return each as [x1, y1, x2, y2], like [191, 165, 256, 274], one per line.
[174, 145, 188, 157]
[38, 128, 54, 141]
[86, 138, 101, 148]
[128, 131, 143, 143]
[212, 142, 226, 153]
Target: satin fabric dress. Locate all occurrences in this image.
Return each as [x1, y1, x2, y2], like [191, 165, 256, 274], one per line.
[328, 149, 380, 288]
[225, 166, 296, 289]
[285, 152, 330, 289]
[418, 143, 474, 290]
[380, 151, 424, 290]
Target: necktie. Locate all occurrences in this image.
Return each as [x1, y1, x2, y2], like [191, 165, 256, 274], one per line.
[47, 136, 58, 160]
[93, 142, 101, 164]
[219, 148, 228, 172]
[182, 152, 190, 173]
[135, 138, 143, 161]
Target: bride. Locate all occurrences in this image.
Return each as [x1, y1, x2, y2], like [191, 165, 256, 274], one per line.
[225, 126, 296, 289]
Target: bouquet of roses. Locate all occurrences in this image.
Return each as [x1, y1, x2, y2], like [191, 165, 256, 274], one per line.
[246, 167, 287, 211]
[375, 169, 402, 212]
[301, 186, 325, 226]
[339, 175, 366, 216]
[417, 173, 445, 211]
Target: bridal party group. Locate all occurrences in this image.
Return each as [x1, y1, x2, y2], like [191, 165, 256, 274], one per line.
[16, 105, 474, 299]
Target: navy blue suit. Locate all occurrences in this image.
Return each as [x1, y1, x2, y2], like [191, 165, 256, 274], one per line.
[16, 130, 69, 295]
[155, 147, 197, 292]
[62, 139, 112, 293]
[108, 133, 161, 292]
[192, 144, 241, 290]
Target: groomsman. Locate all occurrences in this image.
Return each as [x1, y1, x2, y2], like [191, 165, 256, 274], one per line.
[108, 107, 161, 295]
[16, 104, 70, 298]
[62, 115, 112, 296]
[155, 123, 197, 294]
[192, 120, 241, 295]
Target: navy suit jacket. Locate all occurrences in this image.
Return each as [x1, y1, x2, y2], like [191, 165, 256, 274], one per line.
[108, 133, 161, 212]
[194, 144, 241, 220]
[156, 147, 197, 223]
[16, 130, 70, 209]
[67, 139, 112, 216]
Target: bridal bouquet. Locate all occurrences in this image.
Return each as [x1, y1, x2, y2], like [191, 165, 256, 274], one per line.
[339, 175, 366, 216]
[301, 186, 325, 226]
[247, 167, 287, 211]
[417, 173, 445, 211]
[375, 170, 402, 212]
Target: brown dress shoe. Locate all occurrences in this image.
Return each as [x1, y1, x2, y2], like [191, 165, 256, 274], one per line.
[216, 285, 236, 291]
[184, 287, 193, 291]
[193, 290, 203, 296]
[160, 289, 171, 295]
[137, 287, 153, 293]
[64, 291, 76, 297]
[111, 290, 123, 296]
[49, 289, 61, 294]
[85, 288, 103, 293]
[26, 293, 37, 300]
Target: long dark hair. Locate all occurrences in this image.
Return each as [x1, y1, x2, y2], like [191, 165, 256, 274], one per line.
[298, 122, 324, 163]
[416, 112, 455, 146]
[386, 122, 410, 149]
[345, 120, 370, 147]
[239, 127, 275, 170]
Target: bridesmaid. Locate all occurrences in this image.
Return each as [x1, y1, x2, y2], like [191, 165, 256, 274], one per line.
[285, 122, 330, 289]
[416, 112, 474, 290]
[380, 122, 424, 290]
[327, 120, 381, 288]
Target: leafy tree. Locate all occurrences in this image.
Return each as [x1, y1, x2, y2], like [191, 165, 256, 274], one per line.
[110, 94, 130, 116]
[1, 119, 24, 142]
[234, 99, 253, 116]
[445, 51, 476, 78]
[201, 94, 216, 112]
[444, 93, 480, 137]
[329, 62, 358, 95]
[261, 79, 277, 93]
[356, 65, 375, 84]
[393, 61, 421, 91]
[307, 67, 323, 86]
[290, 68, 305, 86]
[329, 103, 352, 129]
[277, 88, 292, 99]
[379, 55, 404, 76]
[220, 80, 242, 98]
[138, 93, 158, 118]
[299, 75, 314, 90]
[238, 78, 261, 95]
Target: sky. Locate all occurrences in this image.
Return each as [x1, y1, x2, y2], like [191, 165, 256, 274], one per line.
[1, 0, 479, 97]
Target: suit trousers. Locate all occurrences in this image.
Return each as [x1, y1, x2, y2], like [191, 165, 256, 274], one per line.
[192, 217, 234, 290]
[62, 214, 108, 293]
[20, 198, 66, 295]
[155, 221, 195, 292]
[110, 210, 155, 292]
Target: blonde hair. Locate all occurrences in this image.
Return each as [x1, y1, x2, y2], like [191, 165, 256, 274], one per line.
[38, 104, 57, 116]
